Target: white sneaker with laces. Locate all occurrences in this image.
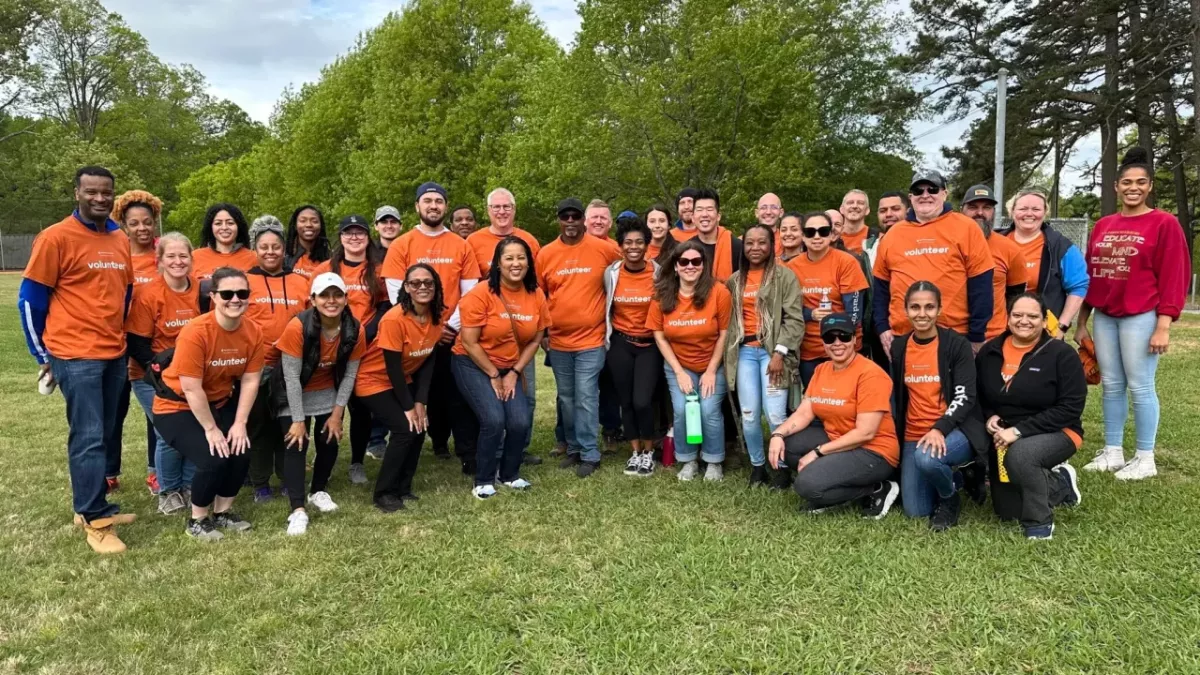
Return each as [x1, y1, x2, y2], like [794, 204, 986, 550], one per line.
[286, 510, 309, 536]
[502, 478, 532, 490]
[677, 460, 700, 481]
[1083, 446, 1126, 473]
[307, 491, 339, 513]
[1114, 453, 1157, 481]
[703, 462, 724, 482]
[624, 453, 640, 476]
[472, 484, 497, 500]
[636, 451, 654, 477]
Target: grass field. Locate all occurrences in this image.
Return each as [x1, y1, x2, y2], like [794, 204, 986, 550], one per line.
[1, 274, 1199, 674]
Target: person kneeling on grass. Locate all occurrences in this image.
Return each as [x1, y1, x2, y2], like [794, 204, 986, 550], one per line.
[767, 313, 901, 517]
[976, 293, 1085, 541]
[151, 267, 264, 541]
[272, 272, 365, 535]
[890, 281, 989, 531]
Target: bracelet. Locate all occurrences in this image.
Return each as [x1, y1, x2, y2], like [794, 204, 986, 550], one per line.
[771, 431, 786, 439]
[489, 373, 501, 380]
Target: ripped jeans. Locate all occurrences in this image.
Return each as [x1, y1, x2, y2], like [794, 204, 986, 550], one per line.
[737, 345, 789, 467]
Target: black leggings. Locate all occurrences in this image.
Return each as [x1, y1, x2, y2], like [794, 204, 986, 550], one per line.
[279, 414, 339, 510]
[426, 343, 477, 460]
[361, 391, 426, 501]
[156, 404, 249, 509]
[348, 395, 373, 465]
[783, 426, 893, 507]
[606, 332, 661, 440]
[247, 383, 285, 488]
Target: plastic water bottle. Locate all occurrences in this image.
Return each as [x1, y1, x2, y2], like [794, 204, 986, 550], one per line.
[685, 394, 703, 445]
[819, 291, 832, 312]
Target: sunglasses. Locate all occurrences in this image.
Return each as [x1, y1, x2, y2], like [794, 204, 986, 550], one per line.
[803, 226, 832, 238]
[215, 289, 251, 301]
[676, 256, 704, 268]
[910, 185, 942, 196]
[559, 212, 583, 222]
[405, 279, 435, 289]
[822, 331, 854, 345]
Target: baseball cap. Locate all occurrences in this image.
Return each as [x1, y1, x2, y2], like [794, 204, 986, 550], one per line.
[374, 205, 401, 222]
[415, 182, 447, 200]
[961, 184, 996, 205]
[556, 198, 585, 216]
[819, 312, 856, 338]
[909, 170, 947, 191]
[338, 214, 370, 233]
[310, 272, 347, 296]
[249, 215, 284, 245]
[617, 210, 638, 220]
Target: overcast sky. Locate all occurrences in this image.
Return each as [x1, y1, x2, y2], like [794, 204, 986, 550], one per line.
[103, 0, 1097, 195]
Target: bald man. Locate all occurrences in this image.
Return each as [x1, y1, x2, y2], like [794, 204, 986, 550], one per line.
[755, 193, 783, 229]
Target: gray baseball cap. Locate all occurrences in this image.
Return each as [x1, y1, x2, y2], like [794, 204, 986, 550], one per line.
[374, 205, 401, 223]
[961, 184, 997, 205]
[910, 169, 947, 191]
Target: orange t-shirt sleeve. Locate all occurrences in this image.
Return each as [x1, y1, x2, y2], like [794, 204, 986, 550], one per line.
[857, 365, 893, 413]
[350, 331, 366, 360]
[646, 299, 664, 331]
[838, 255, 870, 293]
[172, 327, 207, 380]
[458, 291, 489, 329]
[276, 318, 305, 359]
[377, 314, 403, 351]
[537, 292, 552, 331]
[714, 286, 732, 328]
[23, 230, 61, 287]
[125, 287, 155, 337]
[871, 237, 891, 280]
[460, 244, 482, 281]
[535, 258, 550, 295]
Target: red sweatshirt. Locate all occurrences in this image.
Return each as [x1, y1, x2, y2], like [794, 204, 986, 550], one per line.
[1085, 209, 1191, 319]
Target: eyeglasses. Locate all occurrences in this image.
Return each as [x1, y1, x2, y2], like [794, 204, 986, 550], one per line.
[803, 226, 832, 238]
[341, 230, 368, 238]
[910, 185, 942, 196]
[216, 289, 251, 301]
[489, 204, 514, 212]
[405, 279, 435, 290]
[822, 331, 854, 345]
[676, 256, 704, 268]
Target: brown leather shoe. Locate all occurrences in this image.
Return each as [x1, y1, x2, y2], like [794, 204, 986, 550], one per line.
[74, 513, 136, 527]
[79, 516, 127, 554]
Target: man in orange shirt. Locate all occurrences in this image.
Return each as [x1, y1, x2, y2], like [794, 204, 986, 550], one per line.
[450, 205, 478, 239]
[686, 188, 741, 282]
[839, 190, 878, 254]
[537, 198, 621, 476]
[467, 188, 541, 275]
[20, 166, 136, 553]
[961, 184, 1028, 340]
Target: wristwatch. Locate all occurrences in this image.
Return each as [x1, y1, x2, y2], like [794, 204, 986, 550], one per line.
[1012, 428, 1022, 440]
[814, 444, 825, 457]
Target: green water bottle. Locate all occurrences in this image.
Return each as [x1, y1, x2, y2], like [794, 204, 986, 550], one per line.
[685, 393, 703, 445]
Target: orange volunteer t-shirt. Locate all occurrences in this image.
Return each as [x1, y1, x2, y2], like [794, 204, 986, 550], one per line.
[381, 228, 481, 318]
[452, 283, 551, 368]
[1010, 232, 1045, 292]
[786, 249, 869, 360]
[244, 272, 309, 362]
[841, 227, 869, 253]
[646, 284, 732, 373]
[467, 227, 541, 276]
[742, 268, 763, 344]
[872, 211, 993, 335]
[903, 336, 944, 441]
[152, 312, 265, 415]
[355, 305, 442, 397]
[610, 265, 656, 338]
[647, 241, 663, 262]
[986, 234, 1029, 339]
[275, 316, 367, 393]
[125, 276, 201, 380]
[536, 236, 621, 351]
[312, 260, 387, 327]
[131, 251, 157, 286]
[23, 216, 134, 361]
[290, 252, 325, 280]
[805, 355, 900, 466]
[192, 246, 257, 281]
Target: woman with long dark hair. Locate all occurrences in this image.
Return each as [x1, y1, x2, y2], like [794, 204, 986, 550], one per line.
[193, 203, 256, 280]
[645, 203, 676, 263]
[285, 205, 332, 280]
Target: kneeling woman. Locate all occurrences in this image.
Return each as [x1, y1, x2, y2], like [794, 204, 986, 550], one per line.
[272, 272, 365, 535]
[767, 314, 901, 517]
[152, 267, 265, 541]
[454, 237, 548, 499]
[890, 282, 988, 530]
[649, 241, 732, 482]
[356, 263, 443, 512]
[977, 293, 1085, 540]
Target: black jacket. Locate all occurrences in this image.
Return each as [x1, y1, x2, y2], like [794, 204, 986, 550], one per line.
[269, 307, 361, 412]
[890, 327, 988, 459]
[975, 330, 1086, 440]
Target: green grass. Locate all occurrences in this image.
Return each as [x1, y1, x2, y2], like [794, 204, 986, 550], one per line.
[1, 272, 1199, 674]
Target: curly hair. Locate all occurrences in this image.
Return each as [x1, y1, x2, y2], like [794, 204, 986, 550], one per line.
[112, 190, 163, 224]
[201, 203, 250, 250]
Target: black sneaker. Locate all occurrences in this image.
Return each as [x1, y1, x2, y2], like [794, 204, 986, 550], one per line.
[576, 461, 599, 478]
[748, 464, 769, 488]
[1054, 463, 1081, 507]
[522, 453, 543, 466]
[212, 511, 252, 532]
[400, 492, 419, 502]
[624, 453, 641, 476]
[769, 468, 792, 491]
[929, 491, 961, 532]
[961, 463, 987, 505]
[186, 517, 223, 542]
[461, 459, 477, 476]
[433, 444, 451, 459]
[375, 495, 406, 513]
[559, 454, 581, 469]
[861, 481, 900, 520]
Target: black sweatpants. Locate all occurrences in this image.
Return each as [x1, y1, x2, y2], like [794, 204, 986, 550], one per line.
[247, 382, 285, 488]
[348, 395, 373, 464]
[783, 427, 893, 507]
[606, 332, 661, 440]
[279, 414, 339, 510]
[426, 343, 477, 460]
[362, 391, 426, 502]
[990, 432, 1077, 529]
[156, 404, 249, 508]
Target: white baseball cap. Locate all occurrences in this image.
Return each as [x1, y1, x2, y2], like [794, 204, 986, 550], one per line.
[310, 272, 347, 296]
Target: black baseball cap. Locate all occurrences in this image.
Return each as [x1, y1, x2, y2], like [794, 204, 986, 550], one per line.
[909, 170, 947, 191]
[556, 198, 585, 217]
[820, 312, 856, 338]
[338, 214, 370, 233]
[961, 184, 997, 205]
[415, 181, 447, 200]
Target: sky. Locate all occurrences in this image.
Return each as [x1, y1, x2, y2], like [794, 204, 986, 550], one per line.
[103, 0, 1097, 195]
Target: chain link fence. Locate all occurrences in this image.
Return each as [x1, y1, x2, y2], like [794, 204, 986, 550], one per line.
[0, 233, 38, 271]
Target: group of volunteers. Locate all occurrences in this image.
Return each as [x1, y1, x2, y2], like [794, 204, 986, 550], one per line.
[21, 144, 1189, 553]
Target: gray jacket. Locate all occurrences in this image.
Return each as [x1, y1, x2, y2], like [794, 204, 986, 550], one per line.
[603, 259, 661, 349]
[723, 264, 806, 404]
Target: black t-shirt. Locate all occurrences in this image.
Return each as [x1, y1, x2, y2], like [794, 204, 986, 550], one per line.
[697, 237, 743, 274]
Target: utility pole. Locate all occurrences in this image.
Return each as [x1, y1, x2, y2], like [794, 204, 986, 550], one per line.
[993, 68, 1008, 231]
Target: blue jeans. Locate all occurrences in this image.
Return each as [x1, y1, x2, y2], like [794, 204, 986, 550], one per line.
[900, 429, 974, 517]
[664, 364, 727, 464]
[737, 346, 788, 466]
[452, 355, 532, 485]
[130, 380, 195, 493]
[48, 356, 126, 520]
[1094, 310, 1161, 451]
[548, 347, 605, 463]
[368, 420, 388, 448]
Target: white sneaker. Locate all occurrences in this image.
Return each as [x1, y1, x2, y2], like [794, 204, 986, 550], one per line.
[624, 453, 640, 476]
[677, 460, 700, 481]
[704, 462, 724, 482]
[307, 491, 339, 513]
[502, 478, 532, 490]
[636, 451, 654, 477]
[1115, 453, 1157, 481]
[286, 510, 309, 536]
[472, 484, 497, 500]
[1083, 446, 1126, 473]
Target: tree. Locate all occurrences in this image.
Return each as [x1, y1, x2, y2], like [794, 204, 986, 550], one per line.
[0, 0, 50, 124]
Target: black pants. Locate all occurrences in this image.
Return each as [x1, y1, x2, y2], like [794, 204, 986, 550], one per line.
[348, 395, 373, 464]
[145, 414, 156, 470]
[599, 362, 622, 434]
[279, 414, 339, 510]
[247, 382, 285, 488]
[991, 432, 1077, 529]
[799, 358, 829, 391]
[606, 332, 661, 440]
[427, 343, 477, 460]
[361, 392, 426, 501]
[783, 427, 893, 507]
[156, 404, 249, 508]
